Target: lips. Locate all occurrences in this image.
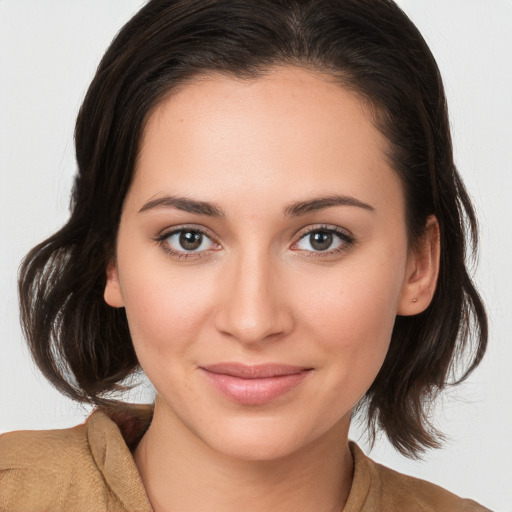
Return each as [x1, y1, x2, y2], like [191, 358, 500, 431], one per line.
[199, 363, 312, 405]
[202, 362, 311, 378]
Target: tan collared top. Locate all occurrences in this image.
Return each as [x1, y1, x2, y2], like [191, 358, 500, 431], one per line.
[0, 406, 490, 511]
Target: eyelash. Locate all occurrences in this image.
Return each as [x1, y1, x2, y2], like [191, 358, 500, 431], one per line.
[155, 224, 354, 260]
[156, 225, 219, 260]
[291, 225, 355, 258]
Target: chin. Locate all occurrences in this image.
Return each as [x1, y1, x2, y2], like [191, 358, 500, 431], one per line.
[197, 414, 331, 463]
[206, 432, 302, 462]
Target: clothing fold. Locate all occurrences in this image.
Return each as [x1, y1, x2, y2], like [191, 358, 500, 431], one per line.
[0, 406, 490, 511]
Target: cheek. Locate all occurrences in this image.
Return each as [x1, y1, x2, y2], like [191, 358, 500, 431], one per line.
[292, 252, 405, 379]
[298, 257, 403, 333]
[119, 261, 216, 363]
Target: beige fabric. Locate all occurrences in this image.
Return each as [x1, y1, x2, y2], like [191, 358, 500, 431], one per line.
[0, 406, 490, 511]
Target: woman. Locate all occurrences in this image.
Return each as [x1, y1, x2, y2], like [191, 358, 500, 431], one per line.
[0, 0, 491, 510]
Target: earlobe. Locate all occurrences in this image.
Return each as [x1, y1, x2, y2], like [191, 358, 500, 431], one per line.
[397, 215, 440, 316]
[104, 260, 125, 308]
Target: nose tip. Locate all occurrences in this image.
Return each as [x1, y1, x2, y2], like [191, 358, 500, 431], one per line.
[214, 260, 293, 345]
[222, 315, 282, 344]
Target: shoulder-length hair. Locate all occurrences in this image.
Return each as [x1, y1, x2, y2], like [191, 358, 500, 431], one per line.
[19, 0, 487, 458]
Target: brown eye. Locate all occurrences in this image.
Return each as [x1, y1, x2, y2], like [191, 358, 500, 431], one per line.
[179, 230, 203, 250]
[309, 231, 333, 251]
[293, 227, 352, 254]
[162, 229, 217, 254]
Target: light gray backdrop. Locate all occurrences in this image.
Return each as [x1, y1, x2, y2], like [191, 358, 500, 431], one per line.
[1, 1, 510, 510]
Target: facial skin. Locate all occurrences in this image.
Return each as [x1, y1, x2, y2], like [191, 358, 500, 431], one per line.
[105, 66, 439, 511]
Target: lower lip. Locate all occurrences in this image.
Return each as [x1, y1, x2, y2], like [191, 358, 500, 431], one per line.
[200, 369, 311, 405]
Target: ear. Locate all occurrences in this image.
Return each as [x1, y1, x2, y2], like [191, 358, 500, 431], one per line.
[104, 259, 125, 308]
[397, 215, 440, 316]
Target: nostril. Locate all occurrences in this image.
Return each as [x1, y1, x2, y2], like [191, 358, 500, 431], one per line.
[214, 298, 294, 344]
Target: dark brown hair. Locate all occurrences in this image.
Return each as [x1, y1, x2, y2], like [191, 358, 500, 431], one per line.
[18, 0, 487, 458]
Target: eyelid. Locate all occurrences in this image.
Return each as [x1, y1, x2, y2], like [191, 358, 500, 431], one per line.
[293, 224, 354, 242]
[156, 224, 218, 241]
[290, 224, 355, 254]
[155, 224, 222, 258]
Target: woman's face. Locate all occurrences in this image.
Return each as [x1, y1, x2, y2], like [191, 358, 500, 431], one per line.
[105, 66, 436, 460]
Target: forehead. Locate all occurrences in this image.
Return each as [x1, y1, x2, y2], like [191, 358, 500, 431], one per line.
[130, 66, 403, 217]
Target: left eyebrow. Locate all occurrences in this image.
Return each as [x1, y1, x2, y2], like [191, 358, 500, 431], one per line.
[284, 195, 375, 217]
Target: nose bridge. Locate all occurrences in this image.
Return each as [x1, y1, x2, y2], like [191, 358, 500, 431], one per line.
[215, 244, 291, 343]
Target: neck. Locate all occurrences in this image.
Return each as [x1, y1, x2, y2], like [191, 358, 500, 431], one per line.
[134, 399, 354, 512]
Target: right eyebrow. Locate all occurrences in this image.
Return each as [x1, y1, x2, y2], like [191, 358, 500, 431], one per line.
[138, 196, 225, 218]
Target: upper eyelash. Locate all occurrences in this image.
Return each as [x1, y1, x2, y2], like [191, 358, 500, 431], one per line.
[299, 225, 354, 241]
[296, 225, 354, 244]
[156, 226, 213, 243]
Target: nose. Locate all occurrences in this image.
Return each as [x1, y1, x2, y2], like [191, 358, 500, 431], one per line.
[214, 250, 294, 345]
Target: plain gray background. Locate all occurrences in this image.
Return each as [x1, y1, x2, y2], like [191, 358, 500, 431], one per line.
[1, 1, 510, 510]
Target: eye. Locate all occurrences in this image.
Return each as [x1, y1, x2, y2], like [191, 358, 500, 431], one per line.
[292, 227, 353, 254]
[159, 228, 219, 256]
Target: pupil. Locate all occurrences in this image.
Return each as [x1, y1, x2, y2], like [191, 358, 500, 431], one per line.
[179, 231, 202, 250]
[311, 231, 332, 251]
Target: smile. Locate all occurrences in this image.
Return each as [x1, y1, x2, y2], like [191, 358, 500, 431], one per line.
[200, 363, 313, 405]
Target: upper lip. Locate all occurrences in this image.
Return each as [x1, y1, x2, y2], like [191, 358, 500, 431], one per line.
[200, 363, 312, 379]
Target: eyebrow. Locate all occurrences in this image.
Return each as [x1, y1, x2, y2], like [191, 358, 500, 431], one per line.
[138, 193, 374, 218]
[284, 195, 375, 216]
[138, 196, 225, 218]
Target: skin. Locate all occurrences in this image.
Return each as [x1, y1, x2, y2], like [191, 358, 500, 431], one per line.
[104, 66, 439, 512]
